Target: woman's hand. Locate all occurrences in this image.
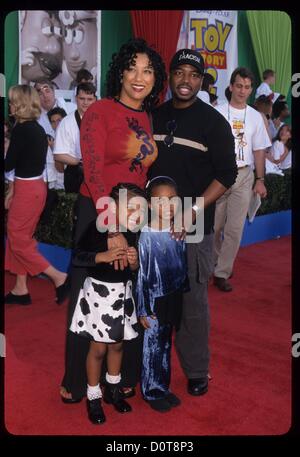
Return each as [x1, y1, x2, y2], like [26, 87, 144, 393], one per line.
[127, 246, 139, 270]
[139, 315, 157, 329]
[5, 182, 14, 210]
[107, 233, 128, 270]
[5, 194, 13, 210]
[96, 247, 127, 264]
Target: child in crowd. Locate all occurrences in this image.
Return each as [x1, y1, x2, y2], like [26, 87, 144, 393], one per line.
[265, 124, 291, 175]
[255, 69, 278, 100]
[69, 183, 145, 424]
[197, 72, 215, 105]
[271, 124, 292, 170]
[47, 107, 67, 189]
[136, 176, 187, 413]
[269, 100, 290, 139]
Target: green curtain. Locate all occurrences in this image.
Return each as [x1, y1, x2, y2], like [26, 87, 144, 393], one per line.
[237, 11, 260, 105]
[100, 10, 132, 96]
[246, 11, 291, 97]
[4, 11, 19, 116]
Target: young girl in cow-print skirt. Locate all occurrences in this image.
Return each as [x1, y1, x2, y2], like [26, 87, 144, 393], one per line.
[69, 183, 146, 424]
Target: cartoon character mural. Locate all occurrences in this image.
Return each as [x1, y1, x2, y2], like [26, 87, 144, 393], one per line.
[20, 10, 63, 84]
[19, 10, 99, 91]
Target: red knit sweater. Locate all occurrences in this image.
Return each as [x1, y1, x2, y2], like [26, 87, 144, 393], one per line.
[79, 98, 157, 211]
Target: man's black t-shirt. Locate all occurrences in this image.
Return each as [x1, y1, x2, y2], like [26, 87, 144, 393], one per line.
[149, 98, 237, 234]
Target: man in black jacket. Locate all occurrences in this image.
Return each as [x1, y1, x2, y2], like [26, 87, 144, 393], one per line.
[148, 49, 237, 396]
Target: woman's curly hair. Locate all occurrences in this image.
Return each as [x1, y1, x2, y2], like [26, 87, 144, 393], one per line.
[105, 38, 167, 112]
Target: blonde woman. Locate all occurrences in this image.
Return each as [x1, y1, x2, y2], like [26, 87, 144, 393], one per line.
[5, 85, 69, 305]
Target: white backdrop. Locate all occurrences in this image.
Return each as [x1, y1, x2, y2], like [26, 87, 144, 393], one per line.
[177, 10, 238, 103]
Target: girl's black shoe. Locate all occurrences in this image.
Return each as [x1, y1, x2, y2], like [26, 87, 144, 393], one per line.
[103, 383, 132, 413]
[56, 275, 71, 304]
[5, 292, 32, 305]
[87, 398, 106, 424]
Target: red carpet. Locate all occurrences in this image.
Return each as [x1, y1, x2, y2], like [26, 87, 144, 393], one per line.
[4, 237, 291, 435]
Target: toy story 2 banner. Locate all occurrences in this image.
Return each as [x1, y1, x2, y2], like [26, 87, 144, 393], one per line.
[177, 10, 238, 102]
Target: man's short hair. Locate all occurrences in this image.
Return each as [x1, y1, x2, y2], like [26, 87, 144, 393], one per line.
[34, 78, 55, 91]
[47, 107, 67, 121]
[76, 82, 97, 97]
[76, 69, 93, 84]
[272, 101, 288, 118]
[263, 69, 275, 80]
[230, 67, 255, 86]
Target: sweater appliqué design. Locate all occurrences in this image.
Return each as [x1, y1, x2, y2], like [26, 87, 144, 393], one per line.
[126, 117, 158, 173]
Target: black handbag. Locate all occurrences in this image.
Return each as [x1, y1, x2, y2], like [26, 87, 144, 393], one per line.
[64, 110, 84, 194]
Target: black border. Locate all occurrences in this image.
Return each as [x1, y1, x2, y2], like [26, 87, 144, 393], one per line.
[1, 0, 299, 452]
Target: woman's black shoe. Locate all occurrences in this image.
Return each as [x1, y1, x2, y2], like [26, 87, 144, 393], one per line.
[5, 292, 32, 305]
[56, 275, 71, 304]
[87, 398, 106, 424]
[122, 387, 136, 399]
[103, 383, 132, 413]
[61, 396, 82, 404]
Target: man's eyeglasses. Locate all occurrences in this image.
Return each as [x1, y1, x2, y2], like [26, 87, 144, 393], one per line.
[164, 120, 177, 147]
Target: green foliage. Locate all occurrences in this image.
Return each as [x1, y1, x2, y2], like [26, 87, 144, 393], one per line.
[34, 191, 78, 249]
[5, 172, 291, 249]
[257, 170, 291, 216]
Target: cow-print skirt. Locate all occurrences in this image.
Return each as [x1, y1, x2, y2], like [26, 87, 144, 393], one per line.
[69, 277, 138, 343]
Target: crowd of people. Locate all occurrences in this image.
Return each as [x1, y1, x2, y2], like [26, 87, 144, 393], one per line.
[4, 37, 292, 424]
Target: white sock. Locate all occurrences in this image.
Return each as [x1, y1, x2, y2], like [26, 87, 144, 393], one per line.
[87, 384, 102, 400]
[106, 373, 121, 384]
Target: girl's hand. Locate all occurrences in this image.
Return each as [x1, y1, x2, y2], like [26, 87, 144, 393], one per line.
[127, 247, 138, 266]
[96, 247, 127, 264]
[107, 233, 128, 270]
[139, 315, 157, 329]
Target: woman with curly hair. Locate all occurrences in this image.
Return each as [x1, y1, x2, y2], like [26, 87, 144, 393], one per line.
[60, 38, 167, 411]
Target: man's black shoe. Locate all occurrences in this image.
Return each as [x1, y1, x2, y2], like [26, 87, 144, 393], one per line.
[187, 378, 208, 396]
[213, 276, 233, 292]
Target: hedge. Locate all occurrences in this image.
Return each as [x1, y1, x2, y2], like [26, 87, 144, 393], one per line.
[5, 171, 291, 250]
